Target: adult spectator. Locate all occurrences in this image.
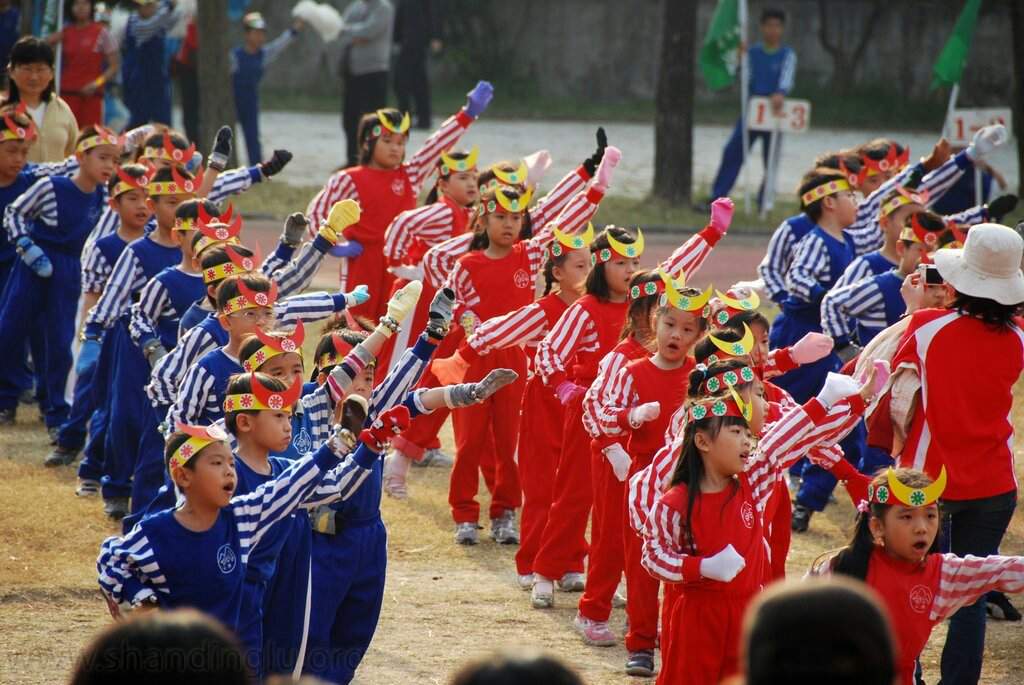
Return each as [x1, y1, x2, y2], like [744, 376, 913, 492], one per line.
[0, 0, 19, 88]
[338, 0, 394, 167]
[47, 0, 120, 128]
[393, 0, 441, 130]
[122, 0, 182, 128]
[704, 7, 795, 209]
[4, 36, 78, 163]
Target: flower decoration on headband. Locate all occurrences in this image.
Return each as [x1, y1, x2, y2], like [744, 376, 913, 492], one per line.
[203, 242, 260, 284]
[867, 467, 947, 507]
[169, 422, 228, 471]
[660, 272, 713, 317]
[148, 165, 204, 196]
[862, 145, 910, 177]
[222, 280, 279, 315]
[76, 124, 124, 154]
[712, 289, 761, 327]
[493, 160, 528, 187]
[704, 323, 755, 365]
[370, 109, 411, 138]
[223, 373, 303, 414]
[801, 178, 851, 207]
[243, 321, 305, 372]
[881, 186, 930, 219]
[0, 103, 38, 142]
[548, 222, 595, 258]
[144, 131, 196, 164]
[629, 277, 663, 301]
[838, 158, 867, 189]
[688, 384, 752, 423]
[899, 212, 944, 248]
[439, 146, 479, 176]
[110, 164, 157, 198]
[702, 365, 756, 393]
[182, 201, 234, 233]
[594, 229, 645, 265]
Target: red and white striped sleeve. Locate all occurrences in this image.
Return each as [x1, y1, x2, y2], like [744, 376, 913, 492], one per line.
[641, 499, 702, 584]
[525, 186, 606, 277]
[423, 233, 473, 289]
[534, 302, 598, 388]
[931, 554, 1024, 621]
[383, 202, 455, 265]
[761, 347, 798, 380]
[404, 109, 475, 191]
[306, 171, 359, 234]
[582, 351, 638, 440]
[628, 407, 688, 533]
[658, 225, 723, 279]
[464, 301, 549, 358]
[447, 259, 480, 314]
[528, 166, 590, 230]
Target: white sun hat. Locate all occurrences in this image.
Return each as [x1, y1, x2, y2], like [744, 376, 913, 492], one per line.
[932, 223, 1024, 305]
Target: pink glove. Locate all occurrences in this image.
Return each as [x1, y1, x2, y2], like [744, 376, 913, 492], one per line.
[524, 149, 552, 189]
[789, 332, 834, 365]
[859, 359, 891, 396]
[554, 380, 585, 406]
[709, 197, 734, 238]
[593, 145, 622, 192]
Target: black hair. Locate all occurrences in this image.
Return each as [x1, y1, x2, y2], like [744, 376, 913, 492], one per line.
[467, 187, 530, 251]
[798, 168, 849, 222]
[542, 248, 571, 296]
[64, 0, 97, 23]
[198, 244, 254, 305]
[5, 37, 55, 104]
[829, 468, 941, 580]
[142, 130, 190, 153]
[760, 8, 786, 23]
[177, 197, 220, 222]
[814, 150, 862, 175]
[107, 163, 151, 196]
[69, 608, 252, 685]
[858, 138, 906, 165]
[617, 270, 660, 342]
[425, 149, 473, 205]
[146, 166, 195, 204]
[216, 272, 272, 313]
[449, 650, 583, 685]
[312, 328, 369, 380]
[357, 108, 407, 166]
[950, 290, 1021, 327]
[743, 577, 896, 685]
[585, 226, 638, 302]
[223, 372, 287, 434]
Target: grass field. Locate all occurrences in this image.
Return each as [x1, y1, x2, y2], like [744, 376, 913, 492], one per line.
[1, 311, 1022, 683]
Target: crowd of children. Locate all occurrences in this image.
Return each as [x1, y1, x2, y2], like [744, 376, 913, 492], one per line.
[2, 53, 1023, 684]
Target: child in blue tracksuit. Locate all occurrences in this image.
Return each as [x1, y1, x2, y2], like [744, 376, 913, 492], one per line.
[0, 126, 119, 429]
[122, 0, 182, 128]
[231, 12, 303, 164]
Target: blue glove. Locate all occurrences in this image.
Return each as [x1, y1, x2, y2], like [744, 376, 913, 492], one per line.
[76, 339, 101, 376]
[344, 284, 371, 308]
[16, 236, 52, 278]
[328, 239, 364, 258]
[464, 81, 494, 118]
[186, 151, 203, 174]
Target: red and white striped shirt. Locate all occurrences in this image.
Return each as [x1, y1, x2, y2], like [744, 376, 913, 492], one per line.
[581, 337, 651, 442]
[383, 196, 470, 266]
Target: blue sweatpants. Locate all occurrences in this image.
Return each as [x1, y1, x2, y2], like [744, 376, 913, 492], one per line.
[710, 118, 777, 205]
[129, 403, 169, 514]
[76, 331, 118, 482]
[304, 518, 387, 683]
[235, 95, 262, 165]
[100, 320, 152, 500]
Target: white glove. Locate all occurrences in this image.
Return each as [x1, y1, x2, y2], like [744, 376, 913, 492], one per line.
[628, 401, 661, 428]
[523, 149, 552, 189]
[966, 124, 1008, 161]
[699, 544, 746, 582]
[388, 264, 425, 282]
[603, 443, 631, 482]
[815, 372, 861, 408]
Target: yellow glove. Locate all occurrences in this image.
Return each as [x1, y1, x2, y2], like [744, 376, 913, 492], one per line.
[386, 279, 423, 325]
[327, 199, 361, 233]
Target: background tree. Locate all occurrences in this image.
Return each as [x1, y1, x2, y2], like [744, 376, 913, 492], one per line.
[1011, 0, 1024, 197]
[817, 0, 887, 96]
[196, 0, 235, 162]
[652, 0, 697, 206]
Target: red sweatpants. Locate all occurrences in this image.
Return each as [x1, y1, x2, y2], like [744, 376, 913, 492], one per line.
[376, 277, 437, 377]
[577, 444, 625, 622]
[623, 502, 660, 651]
[767, 477, 792, 579]
[64, 93, 103, 128]
[449, 348, 526, 523]
[658, 590, 753, 685]
[660, 583, 681, 660]
[514, 374, 565, 575]
[390, 329, 463, 460]
[340, 244, 395, 321]
[532, 396, 592, 580]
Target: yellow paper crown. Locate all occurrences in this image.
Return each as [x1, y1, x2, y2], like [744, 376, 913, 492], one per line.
[440, 146, 479, 175]
[548, 222, 595, 257]
[661, 273, 713, 315]
[76, 125, 124, 154]
[801, 178, 851, 207]
[168, 423, 228, 471]
[868, 467, 947, 507]
[371, 109, 411, 137]
[242, 322, 305, 373]
[705, 323, 755, 364]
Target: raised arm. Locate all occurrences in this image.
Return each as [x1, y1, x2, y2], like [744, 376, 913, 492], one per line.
[931, 553, 1024, 622]
[404, 82, 492, 190]
[383, 202, 455, 266]
[534, 301, 598, 389]
[422, 232, 472, 289]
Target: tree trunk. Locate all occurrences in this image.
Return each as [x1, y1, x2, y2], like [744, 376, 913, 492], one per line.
[196, 0, 236, 162]
[1011, 0, 1024, 197]
[652, 0, 696, 206]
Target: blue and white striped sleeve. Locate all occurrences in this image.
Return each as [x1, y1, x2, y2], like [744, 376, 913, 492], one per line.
[80, 242, 111, 293]
[778, 49, 796, 94]
[920, 151, 971, 206]
[168, 363, 217, 427]
[785, 234, 831, 304]
[269, 241, 329, 297]
[259, 241, 297, 279]
[25, 155, 79, 178]
[300, 443, 377, 508]
[147, 325, 219, 407]
[300, 384, 334, 440]
[830, 255, 873, 293]
[85, 206, 120, 245]
[231, 444, 342, 558]
[127, 1, 181, 44]
[758, 219, 795, 303]
[5, 177, 57, 242]
[207, 166, 262, 204]
[84, 249, 145, 337]
[272, 291, 347, 327]
[262, 29, 297, 66]
[847, 163, 920, 239]
[130, 278, 171, 348]
[97, 526, 165, 608]
[821, 278, 887, 342]
[945, 205, 987, 226]
[367, 336, 436, 422]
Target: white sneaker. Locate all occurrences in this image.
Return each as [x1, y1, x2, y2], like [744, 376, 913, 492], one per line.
[573, 612, 618, 646]
[557, 572, 585, 592]
[76, 478, 100, 497]
[517, 573, 535, 591]
[413, 448, 454, 468]
[531, 576, 554, 608]
[454, 522, 479, 545]
[383, 451, 411, 499]
[490, 509, 519, 545]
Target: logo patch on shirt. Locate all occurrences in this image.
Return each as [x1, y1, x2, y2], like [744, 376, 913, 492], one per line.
[391, 179, 406, 196]
[740, 501, 754, 529]
[294, 428, 312, 454]
[909, 584, 933, 614]
[216, 544, 237, 574]
[513, 269, 531, 289]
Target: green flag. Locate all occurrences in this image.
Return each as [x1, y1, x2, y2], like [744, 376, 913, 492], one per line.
[931, 0, 982, 90]
[700, 0, 741, 91]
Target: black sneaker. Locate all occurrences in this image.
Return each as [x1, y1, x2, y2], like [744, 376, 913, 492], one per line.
[625, 650, 655, 677]
[791, 504, 812, 533]
[104, 497, 130, 520]
[987, 592, 1022, 621]
[44, 445, 80, 467]
[0, 408, 15, 425]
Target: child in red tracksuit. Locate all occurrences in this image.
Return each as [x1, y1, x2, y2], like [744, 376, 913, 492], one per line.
[529, 199, 734, 609]
[305, 81, 492, 320]
[584, 275, 711, 675]
[642, 360, 880, 685]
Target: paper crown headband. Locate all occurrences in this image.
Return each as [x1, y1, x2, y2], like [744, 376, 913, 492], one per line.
[943, 221, 968, 249]
[701, 364, 756, 394]
[688, 384, 752, 423]
[660, 271, 713, 316]
[148, 165, 204, 196]
[370, 109, 411, 138]
[76, 124, 124, 153]
[243, 321, 305, 372]
[480, 160, 529, 192]
[223, 373, 303, 414]
[168, 422, 228, 471]
[881, 186, 930, 219]
[593, 228, 645, 265]
[479, 186, 533, 216]
[867, 467, 947, 507]
[801, 178, 851, 207]
[180, 202, 234, 232]
[143, 132, 196, 164]
[203, 243, 260, 284]
[899, 213, 946, 248]
[548, 222, 595, 258]
[193, 204, 243, 253]
[862, 145, 910, 177]
[317, 332, 356, 371]
[439, 146, 479, 176]
[0, 104, 38, 142]
[704, 323, 755, 365]
[838, 158, 867, 189]
[110, 164, 156, 198]
[712, 289, 761, 327]
[221, 280, 279, 314]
